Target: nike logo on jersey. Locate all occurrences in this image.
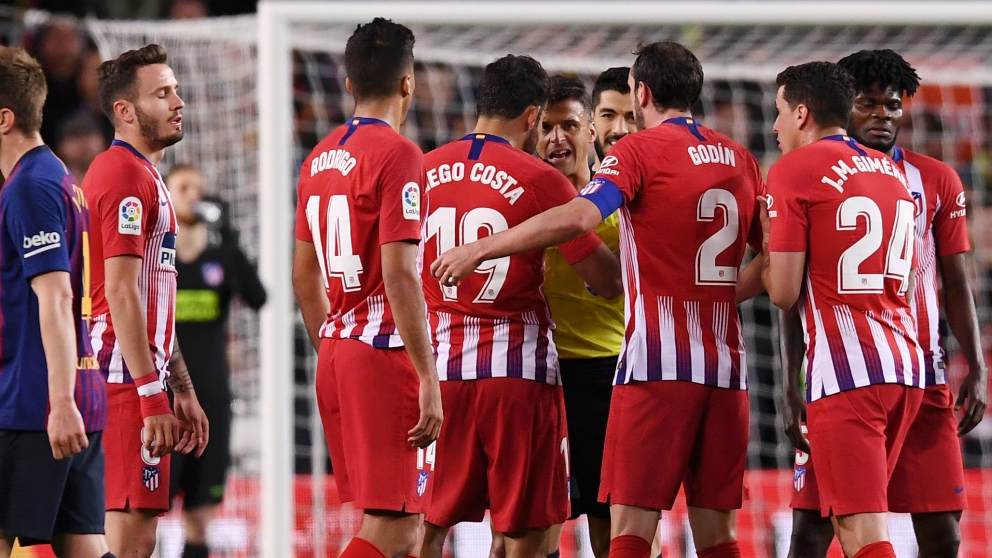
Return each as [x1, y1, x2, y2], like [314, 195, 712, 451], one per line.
[22, 231, 62, 258]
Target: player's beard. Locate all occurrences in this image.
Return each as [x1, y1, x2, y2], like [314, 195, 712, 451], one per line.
[136, 105, 183, 149]
[633, 102, 647, 132]
[858, 128, 899, 155]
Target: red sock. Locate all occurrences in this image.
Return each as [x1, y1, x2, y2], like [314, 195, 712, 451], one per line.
[697, 540, 742, 558]
[340, 537, 387, 558]
[853, 541, 896, 558]
[609, 535, 652, 558]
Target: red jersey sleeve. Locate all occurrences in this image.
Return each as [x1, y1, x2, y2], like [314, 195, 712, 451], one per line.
[747, 158, 767, 254]
[378, 140, 425, 245]
[932, 163, 971, 256]
[294, 165, 314, 243]
[766, 156, 809, 252]
[93, 162, 155, 258]
[535, 167, 603, 264]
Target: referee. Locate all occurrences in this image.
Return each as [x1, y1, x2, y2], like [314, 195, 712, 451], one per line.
[166, 166, 267, 558]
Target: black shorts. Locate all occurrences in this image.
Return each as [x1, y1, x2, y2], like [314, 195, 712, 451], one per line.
[560, 356, 616, 519]
[170, 402, 231, 510]
[0, 430, 105, 545]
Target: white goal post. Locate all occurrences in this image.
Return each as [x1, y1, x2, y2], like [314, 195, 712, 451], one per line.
[256, 2, 992, 557]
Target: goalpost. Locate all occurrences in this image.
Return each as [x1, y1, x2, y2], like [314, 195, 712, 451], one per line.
[257, 2, 992, 556]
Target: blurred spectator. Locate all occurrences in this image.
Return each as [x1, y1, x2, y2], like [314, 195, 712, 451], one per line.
[54, 111, 109, 181]
[76, 41, 115, 142]
[33, 19, 84, 143]
[169, 0, 208, 19]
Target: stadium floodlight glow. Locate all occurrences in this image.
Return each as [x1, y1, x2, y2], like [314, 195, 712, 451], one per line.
[255, 2, 992, 557]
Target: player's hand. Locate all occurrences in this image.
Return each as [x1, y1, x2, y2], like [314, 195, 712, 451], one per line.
[409, 376, 443, 448]
[143, 413, 180, 457]
[955, 366, 988, 436]
[47, 400, 88, 460]
[431, 244, 484, 288]
[174, 390, 210, 457]
[781, 388, 810, 454]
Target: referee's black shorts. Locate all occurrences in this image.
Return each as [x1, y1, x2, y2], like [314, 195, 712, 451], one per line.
[170, 401, 232, 510]
[560, 355, 616, 519]
[0, 430, 105, 545]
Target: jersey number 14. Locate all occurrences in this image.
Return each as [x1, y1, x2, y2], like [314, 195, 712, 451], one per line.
[306, 195, 364, 292]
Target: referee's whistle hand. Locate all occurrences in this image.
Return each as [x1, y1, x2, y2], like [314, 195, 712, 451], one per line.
[47, 401, 88, 459]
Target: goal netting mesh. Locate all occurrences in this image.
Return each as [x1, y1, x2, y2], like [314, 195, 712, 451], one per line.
[2, 6, 991, 557]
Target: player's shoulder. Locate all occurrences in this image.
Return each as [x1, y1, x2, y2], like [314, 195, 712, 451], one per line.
[85, 145, 150, 184]
[2, 148, 66, 199]
[900, 148, 959, 181]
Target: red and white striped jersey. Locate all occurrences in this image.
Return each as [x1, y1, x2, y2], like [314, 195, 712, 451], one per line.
[894, 146, 971, 386]
[579, 118, 764, 389]
[295, 118, 424, 348]
[83, 140, 178, 385]
[421, 134, 603, 385]
[767, 136, 925, 402]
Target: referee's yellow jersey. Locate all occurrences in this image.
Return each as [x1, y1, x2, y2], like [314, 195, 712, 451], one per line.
[544, 212, 624, 359]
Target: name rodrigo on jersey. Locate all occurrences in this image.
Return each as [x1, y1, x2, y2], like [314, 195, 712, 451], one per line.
[426, 162, 525, 205]
[310, 148, 357, 177]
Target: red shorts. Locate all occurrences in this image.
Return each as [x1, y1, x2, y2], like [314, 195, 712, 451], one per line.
[888, 384, 967, 513]
[805, 384, 923, 516]
[793, 385, 966, 514]
[425, 378, 569, 533]
[599, 381, 748, 511]
[316, 338, 427, 513]
[105, 382, 171, 512]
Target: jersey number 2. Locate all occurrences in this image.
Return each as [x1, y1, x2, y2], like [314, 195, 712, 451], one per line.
[695, 189, 740, 286]
[427, 207, 510, 303]
[306, 195, 363, 292]
[836, 196, 914, 295]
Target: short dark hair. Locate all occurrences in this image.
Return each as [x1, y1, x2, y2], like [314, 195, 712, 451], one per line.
[591, 67, 630, 109]
[97, 44, 168, 122]
[631, 42, 703, 112]
[0, 46, 47, 134]
[837, 49, 920, 98]
[344, 18, 415, 101]
[548, 75, 590, 113]
[776, 61, 855, 129]
[476, 54, 550, 119]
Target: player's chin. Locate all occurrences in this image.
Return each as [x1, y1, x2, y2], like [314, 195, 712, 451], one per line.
[162, 129, 185, 147]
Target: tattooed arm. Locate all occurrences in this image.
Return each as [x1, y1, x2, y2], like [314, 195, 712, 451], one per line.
[169, 337, 209, 456]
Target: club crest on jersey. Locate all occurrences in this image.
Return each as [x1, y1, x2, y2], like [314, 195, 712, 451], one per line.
[119, 196, 142, 235]
[143, 466, 160, 492]
[794, 466, 806, 492]
[417, 471, 429, 497]
[402, 182, 420, 220]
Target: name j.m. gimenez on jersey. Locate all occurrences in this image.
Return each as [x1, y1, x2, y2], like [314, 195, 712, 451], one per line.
[821, 155, 907, 192]
[425, 162, 526, 205]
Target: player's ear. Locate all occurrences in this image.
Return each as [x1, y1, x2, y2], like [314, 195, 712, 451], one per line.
[113, 99, 135, 125]
[0, 107, 15, 135]
[795, 104, 810, 130]
[345, 77, 353, 96]
[636, 81, 651, 110]
[523, 105, 541, 133]
[588, 117, 597, 144]
[400, 73, 414, 99]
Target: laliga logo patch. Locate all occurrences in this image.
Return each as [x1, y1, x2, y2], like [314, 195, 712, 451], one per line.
[118, 196, 142, 236]
[402, 182, 420, 220]
[417, 471, 429, 497]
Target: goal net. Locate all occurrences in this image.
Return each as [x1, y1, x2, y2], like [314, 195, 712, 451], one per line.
[3, 2, 992, 557]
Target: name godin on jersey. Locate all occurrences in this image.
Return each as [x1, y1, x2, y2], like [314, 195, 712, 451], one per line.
[687, 143, 737, 167]
[310, 148, 357, 177]
[821, 155, 907, 192]
[426, 161, 525, 205]
[22, 231, 61, 258]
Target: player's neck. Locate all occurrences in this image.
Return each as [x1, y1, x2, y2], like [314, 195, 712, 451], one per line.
[0, 131, 44, 177]
[642, 107, 692, 130]
[113, 131, 166, 165]
[352, 99, 406, 131]
[806, 126, 849, 148]
[472, 118, 527, 150]
[568, 160, 591, 190]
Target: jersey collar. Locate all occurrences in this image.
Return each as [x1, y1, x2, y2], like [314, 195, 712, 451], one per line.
[891, 145, 904, 163]
[338, 116, 390, 145]
[462, 133, 511, 160]
[663, 116, 707, 141]
[112, 139, 154, 166]
[820, 134, 867, 156]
